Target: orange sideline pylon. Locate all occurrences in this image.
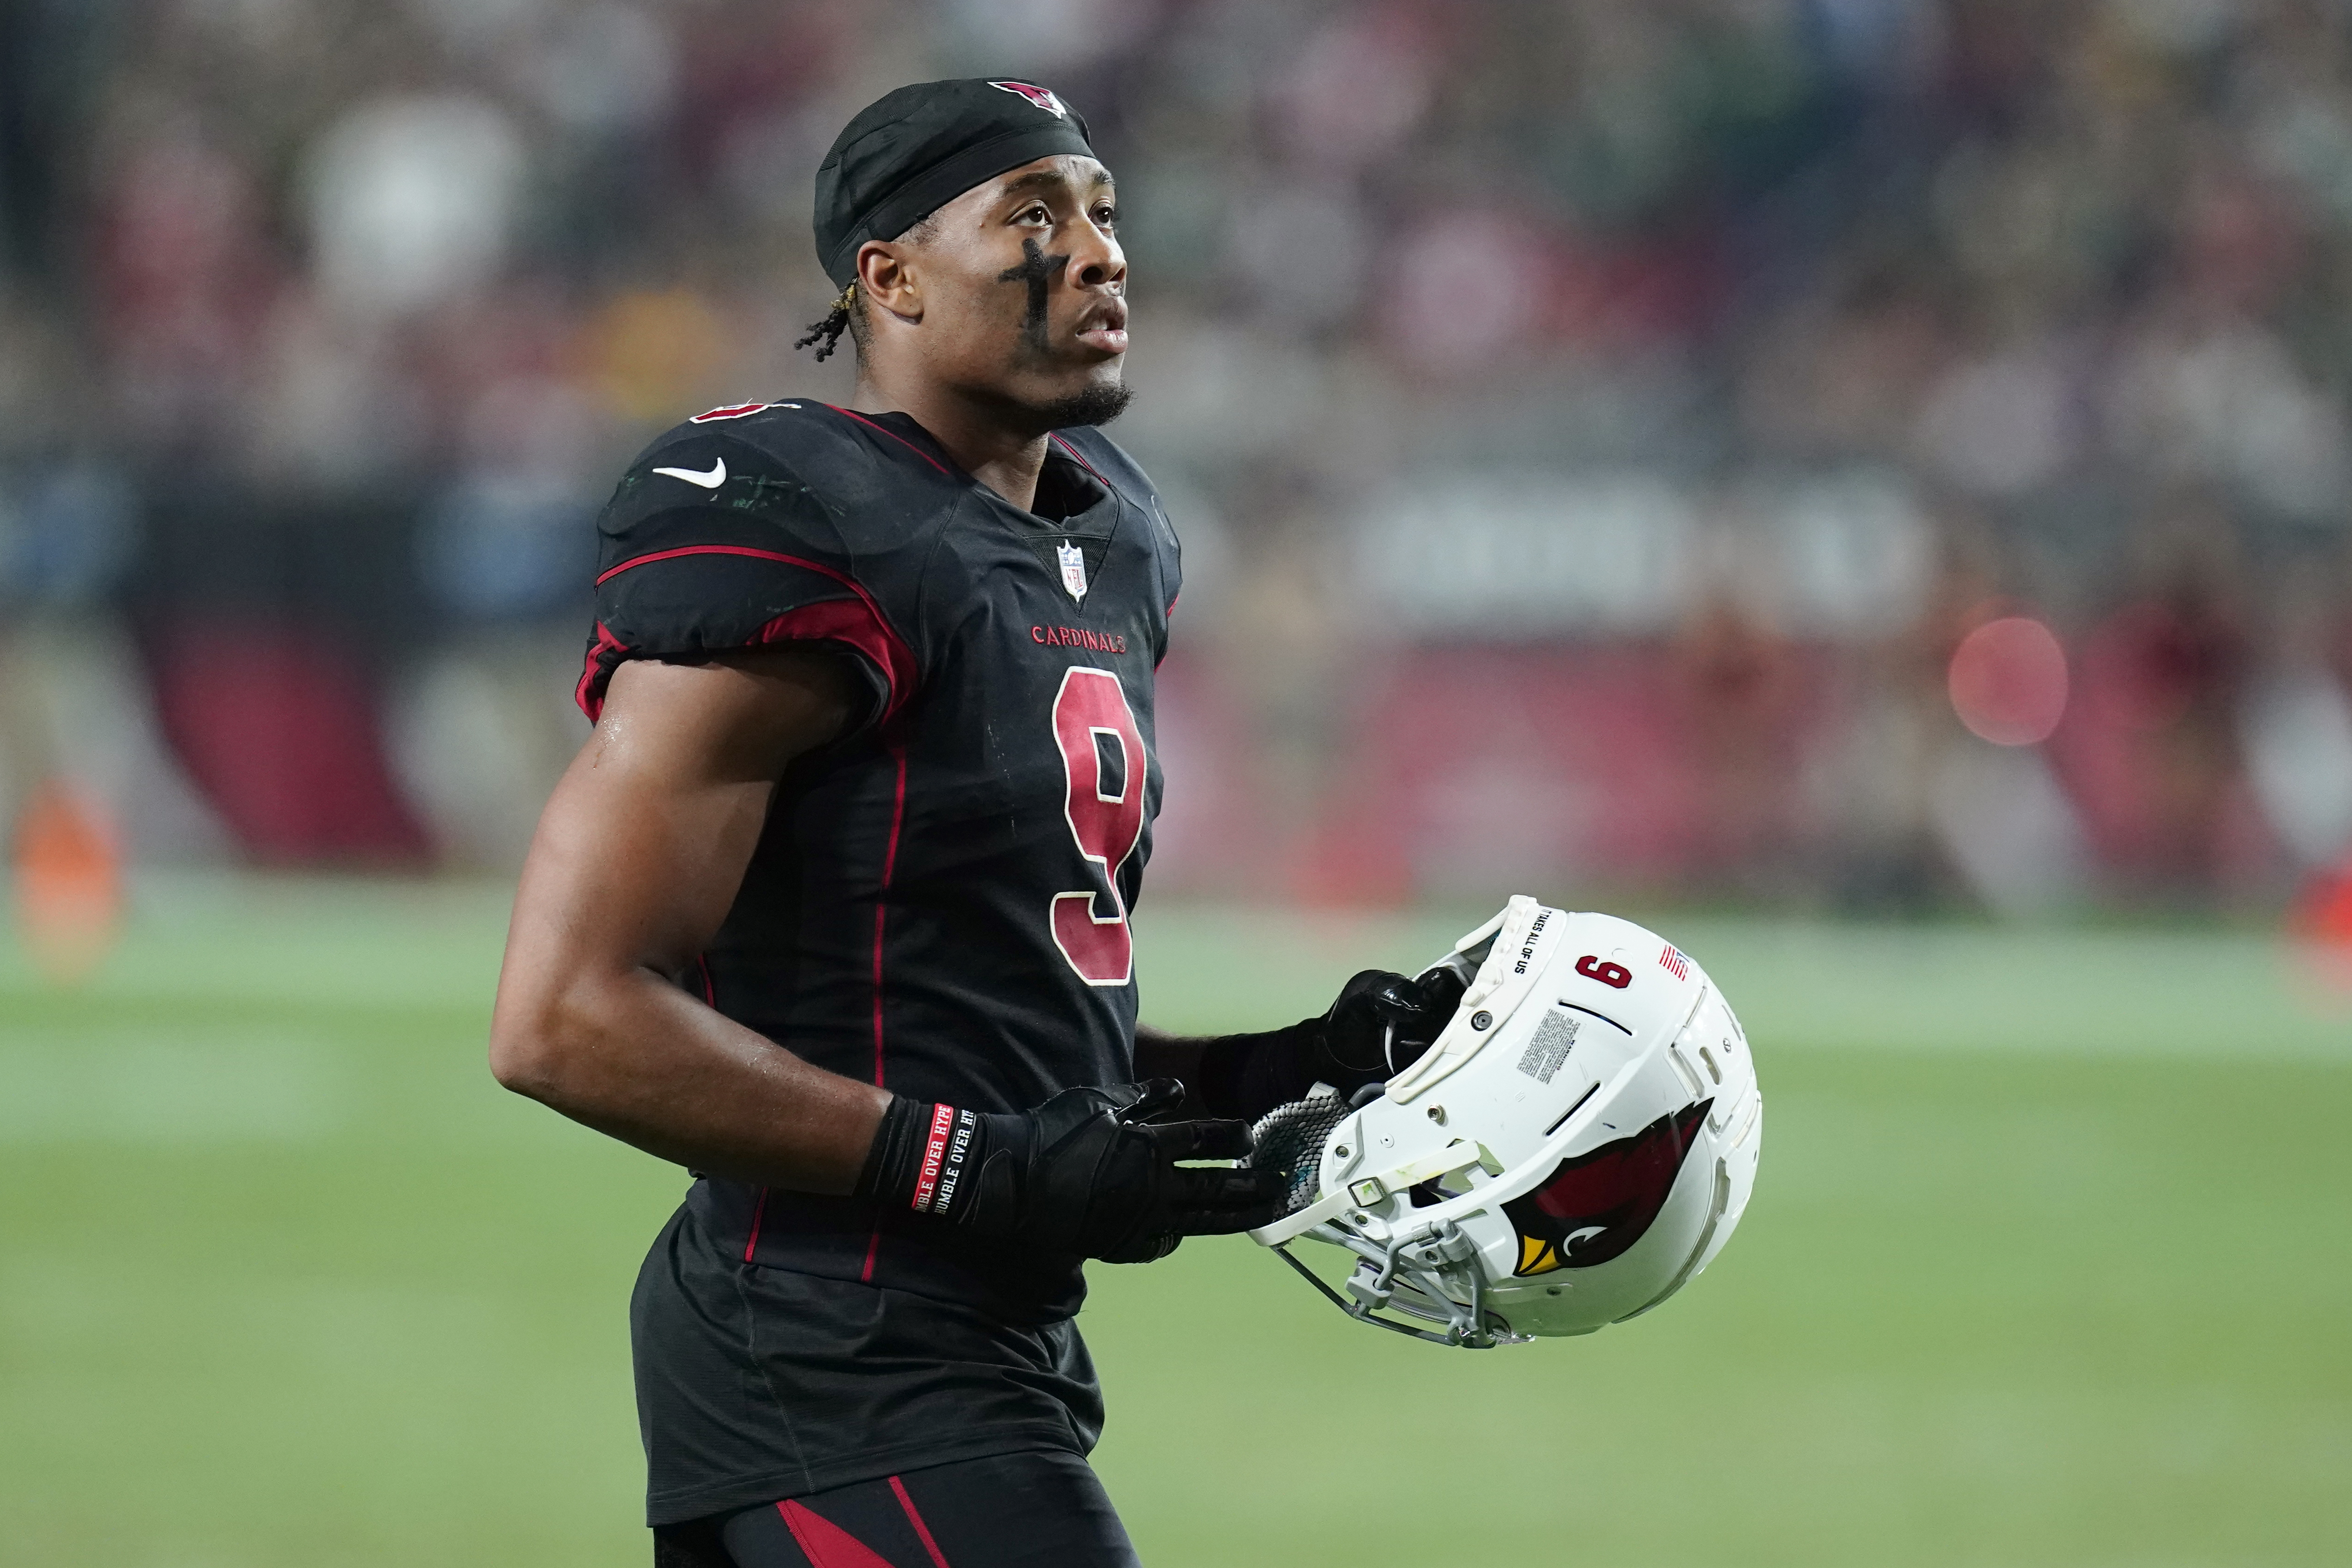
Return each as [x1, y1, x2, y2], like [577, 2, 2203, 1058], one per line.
[11, 781, 122, 984]
[2290, 858, 2352, 996]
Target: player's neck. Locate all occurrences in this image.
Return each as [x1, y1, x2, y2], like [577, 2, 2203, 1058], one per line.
[847, 375, 1049, 513]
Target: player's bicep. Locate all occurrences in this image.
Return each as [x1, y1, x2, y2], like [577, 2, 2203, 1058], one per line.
[506, 646, 857, 986]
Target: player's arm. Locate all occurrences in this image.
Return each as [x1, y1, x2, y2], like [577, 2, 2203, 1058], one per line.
[489, 647, 887, 1194]
[1133, 964, 1466, 1123]
[491, 645, 1282, 1258]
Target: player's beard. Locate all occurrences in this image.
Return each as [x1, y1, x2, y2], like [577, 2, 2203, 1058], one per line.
[1030, 379, 1133, 430]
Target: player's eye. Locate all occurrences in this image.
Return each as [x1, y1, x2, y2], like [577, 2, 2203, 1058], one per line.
[1094, 205, 1118, 230]
[1016, 203, 1050, 225]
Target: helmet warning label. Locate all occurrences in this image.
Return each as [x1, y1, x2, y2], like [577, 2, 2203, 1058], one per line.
[1517, 1008, 1580, 1083]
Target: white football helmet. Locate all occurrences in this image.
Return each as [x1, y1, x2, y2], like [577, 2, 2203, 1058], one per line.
[1246, 896, 1762, 1347]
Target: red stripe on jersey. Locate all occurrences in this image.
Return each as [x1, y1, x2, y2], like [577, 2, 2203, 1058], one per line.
[590, 546, 918, 722]
[872, 740, 908, 1088]
[690, 400, 776, 422]
[890, 1475, 955, 1568]
[776, 1499, 898, 1567]
[1049, 430, 1106, 483]
[753, 600, 918, 723]
[861, 740, 910, 1283]
[575, 621, 629, 720]
[826, 405, 954, 477]
[743, 1186, 768, 1263]
[597, 543, 850, 589]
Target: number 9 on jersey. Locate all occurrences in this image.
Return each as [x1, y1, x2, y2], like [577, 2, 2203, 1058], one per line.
[1048, 666, 1148, 986]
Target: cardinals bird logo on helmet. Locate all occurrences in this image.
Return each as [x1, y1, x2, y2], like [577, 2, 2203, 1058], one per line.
[1504, 1100, 1712, 1275]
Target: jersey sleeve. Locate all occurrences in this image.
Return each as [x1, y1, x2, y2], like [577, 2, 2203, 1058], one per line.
[575, 430, 919, 726]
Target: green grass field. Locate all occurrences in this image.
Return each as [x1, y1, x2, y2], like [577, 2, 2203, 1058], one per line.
[3, 879, 2346, 1566]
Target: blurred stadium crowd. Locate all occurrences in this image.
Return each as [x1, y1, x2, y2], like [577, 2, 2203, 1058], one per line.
[4, 0, 2352, 916]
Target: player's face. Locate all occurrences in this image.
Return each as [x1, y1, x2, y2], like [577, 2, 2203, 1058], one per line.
[879, 155, 1127, 418]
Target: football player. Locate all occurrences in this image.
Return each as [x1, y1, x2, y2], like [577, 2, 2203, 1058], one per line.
[490, 79, 1452, 1567]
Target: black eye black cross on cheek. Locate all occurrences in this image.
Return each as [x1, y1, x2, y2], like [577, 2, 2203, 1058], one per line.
[998, 237, 1071, 352]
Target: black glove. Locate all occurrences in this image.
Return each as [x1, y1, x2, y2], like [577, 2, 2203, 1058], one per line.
[855, 1079, 1283, 1264]
[1193, 965, 1466, 1121]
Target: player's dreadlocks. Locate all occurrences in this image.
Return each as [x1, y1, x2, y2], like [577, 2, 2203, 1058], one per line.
[795, 281, 859, 362]
[796, 214, 938, 363]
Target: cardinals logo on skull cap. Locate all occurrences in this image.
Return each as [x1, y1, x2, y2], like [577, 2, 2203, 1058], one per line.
[1503, 1101, 1711, 1274]
[990, 80, 1070, 118]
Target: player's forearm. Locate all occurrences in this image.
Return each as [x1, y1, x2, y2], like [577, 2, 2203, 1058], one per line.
[490, 965, 886, 1193]
[1131, 1025, 1204, 1092]
[1135, 970, 1463, 1122]
[1137, 1024, 1282, 1120]
[1133, 1023, 1282, 1120]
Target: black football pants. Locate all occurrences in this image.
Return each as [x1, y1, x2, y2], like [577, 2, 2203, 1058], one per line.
[652, 1448, 1140, 1568]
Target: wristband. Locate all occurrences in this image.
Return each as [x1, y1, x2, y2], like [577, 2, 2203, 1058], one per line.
[918, 1102, 984, 1216]
[855, 1095, 987, 1220]
[909, 1101, 953, 1210]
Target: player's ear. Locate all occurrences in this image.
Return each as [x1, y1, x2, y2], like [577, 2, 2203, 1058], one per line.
[856, 242, 923, 325]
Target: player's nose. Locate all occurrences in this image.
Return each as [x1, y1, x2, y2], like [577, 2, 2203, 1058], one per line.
[1071, 221, 1125, 292]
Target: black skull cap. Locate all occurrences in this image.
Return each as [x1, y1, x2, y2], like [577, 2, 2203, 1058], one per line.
[814, 78, 1097, 288]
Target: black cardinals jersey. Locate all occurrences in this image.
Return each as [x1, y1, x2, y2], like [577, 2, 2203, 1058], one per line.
[580, 399, 1179, 1325]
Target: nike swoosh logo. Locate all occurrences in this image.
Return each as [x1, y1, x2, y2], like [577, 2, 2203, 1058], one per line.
[652, 457, 727, 488]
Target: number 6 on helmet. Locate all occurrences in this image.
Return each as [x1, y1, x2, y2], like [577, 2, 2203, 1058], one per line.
[1245, 896, 1763, 1347]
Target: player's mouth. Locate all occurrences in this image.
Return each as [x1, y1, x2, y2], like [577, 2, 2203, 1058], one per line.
[1074, 299, 1128, 355]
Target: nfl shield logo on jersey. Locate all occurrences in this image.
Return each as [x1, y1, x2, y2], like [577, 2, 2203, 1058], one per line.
[1057, 540, 1088, 601]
